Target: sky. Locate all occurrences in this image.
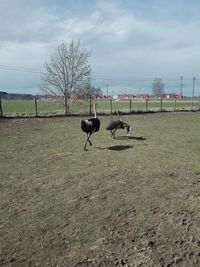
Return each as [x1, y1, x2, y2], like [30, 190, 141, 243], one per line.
[0, 0, 200, 96]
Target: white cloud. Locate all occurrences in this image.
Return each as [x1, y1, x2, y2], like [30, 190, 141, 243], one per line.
[0, 0, 199, 95]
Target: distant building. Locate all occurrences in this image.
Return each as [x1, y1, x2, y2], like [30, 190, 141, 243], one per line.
[161, 93, 182, 99]
[118, 94, 135, 100]
[0, 91, 7, 96]
[103, 95, 113, 100]
[135, 94, 150, 99]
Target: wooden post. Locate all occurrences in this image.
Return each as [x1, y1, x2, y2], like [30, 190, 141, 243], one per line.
[192, 77, 195, 111]
[0, 96, 3, 117]
[35, 98, 38, 117]
[110, 99, 112, 114]
[199, 98, 200, 111]
[145, 98, 148, 112]
[160, 98, 162, 111]
[174, 98, 176, 111]
[129, 99, 132, 112]
[89, 98, 92, 116]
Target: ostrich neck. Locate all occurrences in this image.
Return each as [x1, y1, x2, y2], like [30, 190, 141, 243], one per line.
[94, 103, 97, 118]
[117, 110, 122, 121]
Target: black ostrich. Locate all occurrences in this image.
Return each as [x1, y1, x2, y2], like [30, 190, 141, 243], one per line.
[106, 111, 132, 139]
[80, 102, 100, 150]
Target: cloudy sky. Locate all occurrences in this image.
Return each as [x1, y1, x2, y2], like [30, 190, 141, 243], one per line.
[0, 0, 200, 95]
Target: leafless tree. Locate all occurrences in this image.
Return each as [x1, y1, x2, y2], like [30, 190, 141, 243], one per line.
[152, 78, 165, 97]
[40, 40, 92, 115]
[75, 86, 103, 100]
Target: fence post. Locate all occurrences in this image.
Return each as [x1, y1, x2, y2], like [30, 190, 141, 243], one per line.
[174, 99, 176, 111]
[145, 98, 148, 112]
[129, 99, 132, 112]
[89, 98, 92, 116]
[35, 98, 38, 117]
[0, 96, 3, 117]
[192, 76, 195, 111]
[110, 99, 112, 114]
[160, 98, 162, 111]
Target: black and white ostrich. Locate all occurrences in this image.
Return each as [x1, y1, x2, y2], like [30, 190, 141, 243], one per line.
[80, 102, 100, 151]
[106, 110, 132, 139]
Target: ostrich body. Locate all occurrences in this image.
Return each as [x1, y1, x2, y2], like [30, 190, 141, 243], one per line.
[106, 111, 132, 139]
[81, 103, 100, 150]
[106, 120, 132, 138]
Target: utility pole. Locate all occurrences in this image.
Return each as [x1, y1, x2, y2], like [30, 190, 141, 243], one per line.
[180, 76, 183, 98]
[106, 83, 108, 99]
[192, 76, 195, 97]
[192, 76, 195, 110]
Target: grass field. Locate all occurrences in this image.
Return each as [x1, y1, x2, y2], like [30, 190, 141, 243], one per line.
[1, 99, 200, 116]
[1, 112, 200, 266]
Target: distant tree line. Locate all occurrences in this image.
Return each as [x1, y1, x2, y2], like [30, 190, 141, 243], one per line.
[0, 92, 34, 100]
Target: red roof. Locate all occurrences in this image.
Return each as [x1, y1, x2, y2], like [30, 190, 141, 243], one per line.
[118, 94, 135, 99]
[136, 94, 149, 98]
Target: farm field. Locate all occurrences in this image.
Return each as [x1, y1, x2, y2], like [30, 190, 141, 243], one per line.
[0, 112, 200, 266]
[1, 99, 200, 116]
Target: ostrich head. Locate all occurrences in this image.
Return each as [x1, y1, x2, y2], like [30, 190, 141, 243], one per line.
[124, 123, 133, 135]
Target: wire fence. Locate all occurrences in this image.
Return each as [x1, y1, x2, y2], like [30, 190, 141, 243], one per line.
[0, 96, 200, 118]
[1, 66, 200, 118]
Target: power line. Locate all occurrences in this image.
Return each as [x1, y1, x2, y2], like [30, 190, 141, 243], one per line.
[0, 64, 199, 82]
[93, 76, 184, 82]
[92, 76, 198, 82]
[0, 65, 41, 74]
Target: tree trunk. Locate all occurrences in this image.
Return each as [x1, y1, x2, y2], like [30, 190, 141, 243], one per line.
[64, 95, 69, 115]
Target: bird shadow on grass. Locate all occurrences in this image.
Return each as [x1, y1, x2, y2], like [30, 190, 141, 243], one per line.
[95, 145, 134, 151]
[115, 136, 146, 141]
[108, 145, 134, 151]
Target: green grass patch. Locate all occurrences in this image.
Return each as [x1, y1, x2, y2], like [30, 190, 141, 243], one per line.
[1, 99, 200, 116]
[1, 113, 200, 266]
[2, 99, 36, 114]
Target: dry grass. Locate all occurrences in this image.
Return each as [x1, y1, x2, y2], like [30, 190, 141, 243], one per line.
[0, 112, 200, 266]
